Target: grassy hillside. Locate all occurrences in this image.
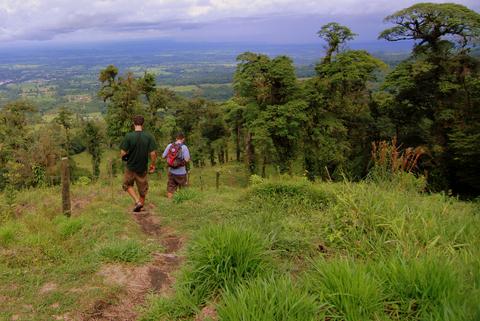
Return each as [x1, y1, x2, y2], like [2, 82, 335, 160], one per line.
[0, 164, 479, 320]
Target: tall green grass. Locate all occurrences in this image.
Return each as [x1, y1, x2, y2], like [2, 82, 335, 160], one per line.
[304, 257, 386, 320]
[140, 225, 271, 320]
[218, 276, 318, 321]
[377, 256, 467, 321]
[248, 178, 334, 210]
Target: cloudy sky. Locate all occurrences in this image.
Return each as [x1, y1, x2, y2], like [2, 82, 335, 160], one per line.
[1, 0, 479, 45]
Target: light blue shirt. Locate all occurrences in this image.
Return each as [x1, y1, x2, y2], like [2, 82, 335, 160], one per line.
[162, 143, 190, 176]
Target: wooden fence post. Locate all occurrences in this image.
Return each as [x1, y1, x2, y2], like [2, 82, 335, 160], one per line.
[108, 158, 114, 203]
[61, 157, 71, 217]
[216, 171, 220, 191]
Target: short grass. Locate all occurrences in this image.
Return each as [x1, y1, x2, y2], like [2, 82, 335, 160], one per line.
[1, 163, 479, 321]
[0, 181, 162, 320]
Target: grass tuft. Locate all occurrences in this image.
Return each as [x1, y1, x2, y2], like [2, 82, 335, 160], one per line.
[56, 216, 85, 238]
[304, 257, 386, 320]
[218, 276, 318, 321]
[378, 256, 466, 320]
[249, 179, 334, 209]
[98, 239, 150, 263]
[172, 188, 200, 204]
[0, 221, 19, 247]
[140, 225, 271, 319]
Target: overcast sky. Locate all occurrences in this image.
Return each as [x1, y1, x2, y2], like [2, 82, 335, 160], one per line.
[1, 0, 479, 45]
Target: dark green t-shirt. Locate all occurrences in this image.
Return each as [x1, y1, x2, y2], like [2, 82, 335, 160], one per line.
[120, 131, 157, 173]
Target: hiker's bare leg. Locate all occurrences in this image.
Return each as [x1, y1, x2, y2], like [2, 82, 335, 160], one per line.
[167, 192, 173, 199]
[126, 186, 140, 203]
[139, 195, 145, 205]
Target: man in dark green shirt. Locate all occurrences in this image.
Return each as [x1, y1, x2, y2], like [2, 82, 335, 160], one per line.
[120, 115, 157, 212]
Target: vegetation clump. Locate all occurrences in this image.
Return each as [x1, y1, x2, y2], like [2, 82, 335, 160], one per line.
[248, 179, 334, 210]
[218, 276, 318, 321]
[141, 225, 271, 319]
[98, 239, 150, 263]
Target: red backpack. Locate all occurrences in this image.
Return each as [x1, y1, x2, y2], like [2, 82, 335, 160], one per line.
[166, 143, 186, 168]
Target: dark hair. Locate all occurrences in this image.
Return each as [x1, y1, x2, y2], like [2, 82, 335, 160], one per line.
[133, 115, 144, 126]
[176, 132, 185, 140]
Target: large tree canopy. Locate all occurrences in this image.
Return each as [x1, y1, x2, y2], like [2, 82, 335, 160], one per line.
[379, 3, 480, 51]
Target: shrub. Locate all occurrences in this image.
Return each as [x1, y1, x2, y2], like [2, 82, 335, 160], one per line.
[249, 180, 334, 209]
[304, 257, 386, 320]
[217, 276, 318, 321]
[98, 239, 149, 263]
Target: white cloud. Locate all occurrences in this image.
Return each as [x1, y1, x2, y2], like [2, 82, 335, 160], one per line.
[0, 0, 478, 42]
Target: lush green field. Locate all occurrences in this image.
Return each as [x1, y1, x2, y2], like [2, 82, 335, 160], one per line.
[0, 164, 479, 320]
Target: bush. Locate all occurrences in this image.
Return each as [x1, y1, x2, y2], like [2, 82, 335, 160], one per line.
[98, 239, 150, 263]
[248, 179, 334, 209]
[304, 257, 386, 320]
[217, 276, 318, 321]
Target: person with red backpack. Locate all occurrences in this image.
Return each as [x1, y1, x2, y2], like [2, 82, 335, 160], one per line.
[162, 132, 190, 198]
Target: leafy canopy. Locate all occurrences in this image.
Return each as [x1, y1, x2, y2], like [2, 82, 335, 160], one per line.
[379, 3, 480, 50]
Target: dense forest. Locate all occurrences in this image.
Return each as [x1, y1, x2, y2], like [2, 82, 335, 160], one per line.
[1, 3, 480, 196]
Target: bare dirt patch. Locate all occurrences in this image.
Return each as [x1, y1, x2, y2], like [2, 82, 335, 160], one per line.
[194, 305, 218, 321]
[39, 282, 58, 294]
[81, 208, 184, 321]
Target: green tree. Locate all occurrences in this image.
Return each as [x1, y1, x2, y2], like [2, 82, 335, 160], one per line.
[305, 50, 386, 180]
[54, 107, 74, 156]
[83, 121, 104, 180]
[233, 52, 300, 173]
[318, 22, 357, 64]
[223, 100, 246, 162]
[99, 67, 142, 143]
[379, 3, 480, 193]
[379, 3, 480, 53]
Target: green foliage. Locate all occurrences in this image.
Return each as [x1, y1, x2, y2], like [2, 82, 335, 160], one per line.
[305, 50, 386, 180]
[234, 53, 298, 107]
[318, 22, 357, 63]
[380, 3, 480, 51]
[0, 221, 20, 247]
[304, 258, 385, 320]
[184, 225, 269, 296]
[149, 225, 271, 319]
[218, 276, 318, 321]
[98, 239, 150, 263]
[248, 179, 333, 210]
[172, 188, 199, 204]
[55, 216, 85, 238]
[377, 256, 466, 320]
[83, 121, 104, 179]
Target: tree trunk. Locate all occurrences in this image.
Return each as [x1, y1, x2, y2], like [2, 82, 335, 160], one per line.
[246, 132, 256, 174]
[236, 125, 241, 162]
[210, 148, 216, 166]
[61, 157, 71, 217]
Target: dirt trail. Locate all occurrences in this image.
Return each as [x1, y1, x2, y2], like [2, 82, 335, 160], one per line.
[82, 204, 184, 321]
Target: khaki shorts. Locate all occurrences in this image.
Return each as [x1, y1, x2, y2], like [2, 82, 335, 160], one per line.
[123, 169, 148, 197]
[167, 172, 187, 193]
